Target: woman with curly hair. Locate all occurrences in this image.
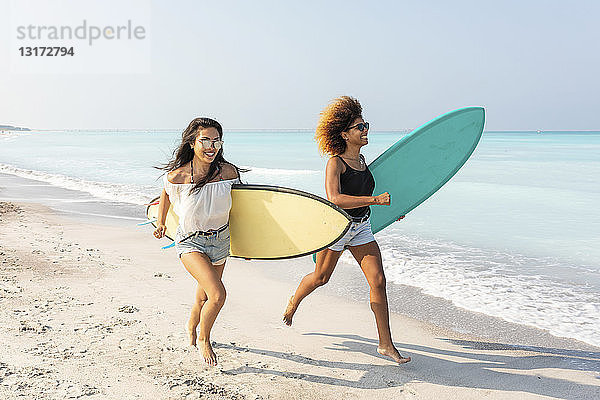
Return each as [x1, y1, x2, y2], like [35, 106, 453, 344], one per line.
[153, 117, 242, 366]
[283, 96, 411, 364]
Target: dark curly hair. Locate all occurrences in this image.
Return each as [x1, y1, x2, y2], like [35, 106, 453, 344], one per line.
[315, 96, 363, 155]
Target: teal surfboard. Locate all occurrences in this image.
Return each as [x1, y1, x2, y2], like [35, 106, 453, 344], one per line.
[312, 106, 485, 261]
[369, 106, 485, 232]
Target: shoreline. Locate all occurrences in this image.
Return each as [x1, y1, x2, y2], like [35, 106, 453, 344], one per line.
[0, 173, 600, 350]
[1, 171, 597, 351]
[1, 175, 599, 398]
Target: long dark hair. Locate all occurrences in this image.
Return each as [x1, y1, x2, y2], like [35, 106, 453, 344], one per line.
[158, 117, 245, 194]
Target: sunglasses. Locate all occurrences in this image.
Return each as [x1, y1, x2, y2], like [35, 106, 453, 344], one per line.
[197, 138, 223, 150]
[346, 122, 370, 132]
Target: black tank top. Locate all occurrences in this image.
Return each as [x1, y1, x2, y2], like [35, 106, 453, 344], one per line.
[337, 155, 375, 218]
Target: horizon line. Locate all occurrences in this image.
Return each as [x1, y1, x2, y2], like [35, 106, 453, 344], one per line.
[5, 128, 600, 133]
[7, 128, 600, 133]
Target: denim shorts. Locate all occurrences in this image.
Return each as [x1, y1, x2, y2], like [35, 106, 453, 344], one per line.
[175, 226, 231, 265]
[328, 218, 375, 251]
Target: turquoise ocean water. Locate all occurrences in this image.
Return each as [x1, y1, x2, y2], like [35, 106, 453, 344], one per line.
[1, 129, 599, 346]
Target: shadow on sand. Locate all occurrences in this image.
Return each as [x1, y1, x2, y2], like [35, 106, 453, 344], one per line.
[217, 333, 600, 398]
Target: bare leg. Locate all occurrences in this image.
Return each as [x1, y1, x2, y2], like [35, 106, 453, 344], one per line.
[187, 285, 206, 347]
[187, 264, 225, 347]
[349, 241, 411, 364]
[181, 252, 227, 366]
[283, 249, 342, 326]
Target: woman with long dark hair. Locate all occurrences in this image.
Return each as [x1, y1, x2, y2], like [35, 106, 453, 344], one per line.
[154, 117, 242, 366]
[283, 97, 411, 364]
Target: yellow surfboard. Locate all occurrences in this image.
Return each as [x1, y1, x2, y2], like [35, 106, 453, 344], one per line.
[146, 184, 351, 260]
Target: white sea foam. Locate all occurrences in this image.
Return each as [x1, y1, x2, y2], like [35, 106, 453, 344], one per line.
[353, 233, 600, 347]
[0, 163, 156, 205]
[242, 166, 320, 176]
[0, 132, 32, 141]
[0, 163, 321, 206]
[240, 166, 322, 192]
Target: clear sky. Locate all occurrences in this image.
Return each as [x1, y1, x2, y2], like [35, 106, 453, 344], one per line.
[1, 0, 599, 130]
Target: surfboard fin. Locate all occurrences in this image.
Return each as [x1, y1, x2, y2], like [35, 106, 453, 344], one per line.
[161, 242, 175, 249]
[137, 219, 157, 226]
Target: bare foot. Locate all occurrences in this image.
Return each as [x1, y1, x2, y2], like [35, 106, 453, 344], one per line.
[186, 322, 198, 347]
[199, 340, 217, 366]
[377, 345, 411, 364]
[282, 295, 296, 326]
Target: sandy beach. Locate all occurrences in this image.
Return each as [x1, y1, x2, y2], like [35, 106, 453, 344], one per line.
[1, 177, 599, 399]
[3, 1, 599, 397]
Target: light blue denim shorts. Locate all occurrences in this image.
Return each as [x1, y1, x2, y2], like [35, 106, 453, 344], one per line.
[175, 226, 231, 265]
[328, 217, 375, 251]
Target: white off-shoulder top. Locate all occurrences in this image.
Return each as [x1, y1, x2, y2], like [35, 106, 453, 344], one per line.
[163, 174, 240, 234]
